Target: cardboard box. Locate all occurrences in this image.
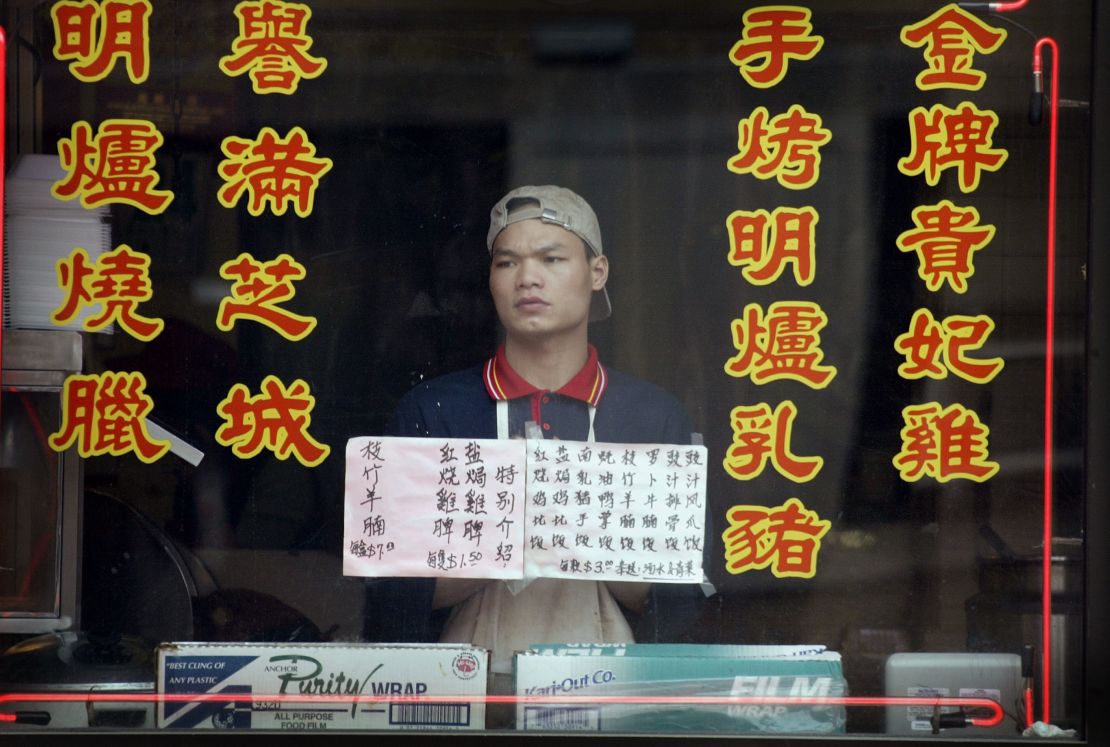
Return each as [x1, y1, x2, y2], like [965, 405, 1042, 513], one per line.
[515, 643, 846, 733]
[157, 643, 487, 731]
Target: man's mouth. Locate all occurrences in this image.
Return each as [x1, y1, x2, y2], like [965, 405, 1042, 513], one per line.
[515, 297, 549, 311]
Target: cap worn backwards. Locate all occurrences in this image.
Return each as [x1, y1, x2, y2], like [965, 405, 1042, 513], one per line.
[487, 185, 612, 322]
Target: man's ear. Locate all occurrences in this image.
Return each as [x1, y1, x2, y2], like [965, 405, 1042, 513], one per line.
[591, 254, 609, 291]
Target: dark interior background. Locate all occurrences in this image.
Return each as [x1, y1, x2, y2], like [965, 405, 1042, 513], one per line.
[0, 0, 1095, 734]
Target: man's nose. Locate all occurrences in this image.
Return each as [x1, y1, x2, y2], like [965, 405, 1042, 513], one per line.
[516, 259, 543, 287]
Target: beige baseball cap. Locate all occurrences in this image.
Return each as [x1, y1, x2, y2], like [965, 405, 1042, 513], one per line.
[487, 185, 612, 322]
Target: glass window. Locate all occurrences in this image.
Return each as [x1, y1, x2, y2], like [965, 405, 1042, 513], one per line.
[0, 0, 1103, 742]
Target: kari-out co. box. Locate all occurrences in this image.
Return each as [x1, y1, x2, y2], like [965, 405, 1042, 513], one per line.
[156, 642, 487, 731]
[515, 643, 847, 734]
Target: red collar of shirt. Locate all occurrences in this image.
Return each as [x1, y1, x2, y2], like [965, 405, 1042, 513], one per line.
[483, 344, 607, 407]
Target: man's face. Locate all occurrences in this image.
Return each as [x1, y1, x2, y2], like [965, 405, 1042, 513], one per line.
[489, 218, 608, 343]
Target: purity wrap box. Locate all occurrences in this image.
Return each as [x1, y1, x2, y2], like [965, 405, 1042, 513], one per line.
[157, 642, 487, 730]
[515, 643, 846, 733]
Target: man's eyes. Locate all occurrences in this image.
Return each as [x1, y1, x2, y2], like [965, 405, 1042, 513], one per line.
[493, 256, 564, 267]
[492, 253, 563, 268]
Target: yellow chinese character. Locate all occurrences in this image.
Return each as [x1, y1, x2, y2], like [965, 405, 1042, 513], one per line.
[217, 126, 332, 217]
[51, 0, 152, 83]
[52, 245, 163, 341]
[725, 301, 836, 388]
[901, 4, 1006, 91]
[729, 6, 824, 88]
[899, 102, 1008, 193]
[895, 309, 1004, 383]
[52, 119, 174, 213]
[894, 402, 999, 483]
[217, 375, 330, 467]
[728, 105, 831, 190]
[217, 253, 317, 340]
[219, 0, 327, 94]
[49, 371, 170, 463]
[723, 498, 830, 578]
[897, 201, 995, 293]
[726, 206, 818, 285]
[723, 401, 823, 482]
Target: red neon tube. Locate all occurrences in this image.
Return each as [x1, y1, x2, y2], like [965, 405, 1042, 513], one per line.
[0, 7, 1053, 737]
[0, 691, 1007, 729]
[1033, 35, 1059, 727]
[1, 25, 7, 408]
[988, 0, 1058, 725]
[958, 1, 1029, 11]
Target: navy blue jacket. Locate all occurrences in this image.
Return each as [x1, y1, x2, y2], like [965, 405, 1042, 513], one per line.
[389, 364, 692, 444]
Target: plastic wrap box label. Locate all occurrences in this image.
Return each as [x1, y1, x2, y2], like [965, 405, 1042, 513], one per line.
[515, 644, 846, 734]
[157, 643, 487, 730]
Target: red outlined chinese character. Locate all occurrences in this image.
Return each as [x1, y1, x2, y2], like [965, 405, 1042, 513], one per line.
[52, 119, 174, 213]
[893, 402, 999, 483]
[49, 371, 170, 463]
[723, 497, 830, 578]
[216, 375, 330, 467]
[726, 206, 818, 285]
[51, 0, 152, 83]
[898, 102, 1008, 193]
[728, 6, 824, 88]
[727, 105, 831, 190]
[216, 252, 317, 340]
[51, 245, 164, 341]
[217, 126, 332, 217]
[723, 401, 823, 483]
[219, 0, 327, 94]
[897, 200, 995, 293]
[900, 4, 1006, 91]
[894, 308, 945, 379]
[725, 301, 837, 388]
[895, 308, 1004, 383]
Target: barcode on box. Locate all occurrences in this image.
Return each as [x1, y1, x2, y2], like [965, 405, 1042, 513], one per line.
[523, 706, 601, 730]
[389, 702, 471, 727]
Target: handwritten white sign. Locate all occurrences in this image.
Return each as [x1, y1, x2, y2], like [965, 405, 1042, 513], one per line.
[343, 437, 707, 584]
[522, 441, 706, 583]
[343, 436, 525, 579]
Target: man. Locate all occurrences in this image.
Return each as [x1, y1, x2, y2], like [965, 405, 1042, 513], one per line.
[382, 185, 693, 683]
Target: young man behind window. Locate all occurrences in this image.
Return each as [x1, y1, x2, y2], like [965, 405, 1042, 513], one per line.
[368, 185, 693, 693]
